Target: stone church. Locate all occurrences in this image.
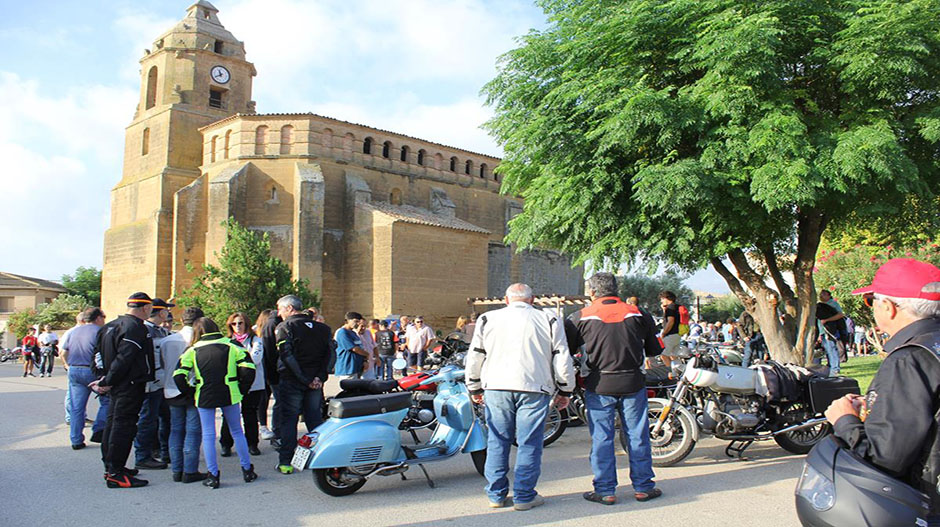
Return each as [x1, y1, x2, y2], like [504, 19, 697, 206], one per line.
[101, 1, 582, 326]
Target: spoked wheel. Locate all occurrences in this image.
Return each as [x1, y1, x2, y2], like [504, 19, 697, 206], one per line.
[621, 399, 696, 467]
[774, 403, 832, 454]
[542, 405, 567, 447]
[313, 467, 367, 496]
[470, 449, 487, 476]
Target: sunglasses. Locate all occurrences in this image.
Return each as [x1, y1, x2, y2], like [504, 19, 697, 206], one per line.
[863, 295, 875, 308]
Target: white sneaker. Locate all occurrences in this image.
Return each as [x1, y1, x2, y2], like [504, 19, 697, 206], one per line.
[260, 427, 274, 440]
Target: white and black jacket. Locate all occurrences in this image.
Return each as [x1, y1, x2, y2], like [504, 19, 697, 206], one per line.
[465, 302, 575, 396]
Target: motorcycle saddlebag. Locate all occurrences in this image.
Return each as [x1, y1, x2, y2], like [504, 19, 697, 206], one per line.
[807, 377, 860, 414]
[328, 392, 413, 419]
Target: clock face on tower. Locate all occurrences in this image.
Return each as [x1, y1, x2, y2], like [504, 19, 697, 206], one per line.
[210, 65, 230, 84]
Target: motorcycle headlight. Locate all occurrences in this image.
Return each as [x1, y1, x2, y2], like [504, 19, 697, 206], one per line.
[795, 462, 835, 511]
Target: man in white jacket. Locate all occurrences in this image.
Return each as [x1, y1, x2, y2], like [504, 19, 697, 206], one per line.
[466, 283, 575, 511]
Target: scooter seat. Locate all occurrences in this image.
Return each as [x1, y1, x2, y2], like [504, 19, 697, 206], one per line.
[339, 378, 399, 394]
[328, 392, 413, 419]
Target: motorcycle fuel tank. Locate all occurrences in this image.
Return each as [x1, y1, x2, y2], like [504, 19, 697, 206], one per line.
[712, 365, 759, 394]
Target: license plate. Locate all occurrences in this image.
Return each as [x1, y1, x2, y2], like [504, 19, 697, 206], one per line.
[291, 447, 311, 470]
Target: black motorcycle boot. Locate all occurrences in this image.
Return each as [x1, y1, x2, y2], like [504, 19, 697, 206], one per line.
[182, 471, 208, 483]
[242, 464, 258, 483]
[203, 471, 220, 489]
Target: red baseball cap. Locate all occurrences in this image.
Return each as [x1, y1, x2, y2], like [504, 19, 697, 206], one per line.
[851, 258, 940, 300]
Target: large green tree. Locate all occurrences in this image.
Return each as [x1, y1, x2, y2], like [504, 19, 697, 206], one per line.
[177, 219, 319, 325]
[61, 266, 102, 306]
[484, 0, 940, 364]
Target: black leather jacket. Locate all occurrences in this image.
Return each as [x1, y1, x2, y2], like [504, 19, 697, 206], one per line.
[98, 314, 155, 389]
[834, 317, 940, 514]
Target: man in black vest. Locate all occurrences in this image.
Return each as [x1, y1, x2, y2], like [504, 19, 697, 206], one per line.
[826, 258, 940, 520]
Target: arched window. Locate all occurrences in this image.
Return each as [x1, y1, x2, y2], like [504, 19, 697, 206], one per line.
[141, 127, 150, 156]
[434, 153, 443, 170]
[280, 125, 293, 155]
[389, 188, 402, 205]
[210, 135, 217, 162]
[400, 145, 410, 162]
[223, 130, 231, 159]
[417, 149, 426, 166]
[382, 141, 391, 158]
[363, 137, 373, 155]
[449, 156, 457, 172]
[493, 172, 499, 182]
[321, 128, 333, 150]
[270, 186, 278, 201]
[145, 66, 158, 109]
[343, 133, 354, 152]
[254, 125, 268, 155]
[479, 163, 487, 178]
[465, 160, 472, 175]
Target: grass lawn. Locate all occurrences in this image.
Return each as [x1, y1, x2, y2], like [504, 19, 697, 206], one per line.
[840, 355, 883, 392]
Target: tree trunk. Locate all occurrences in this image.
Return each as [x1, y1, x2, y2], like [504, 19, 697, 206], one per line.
[710, 209, 827, 366]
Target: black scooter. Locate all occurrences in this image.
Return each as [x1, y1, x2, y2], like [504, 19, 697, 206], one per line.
[795, 435, 933, 526]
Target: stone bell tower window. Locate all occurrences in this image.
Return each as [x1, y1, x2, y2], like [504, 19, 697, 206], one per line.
[145, 66, 158, 110]
[214, 40, 223, 54]
[209, 89, 224, 109]
[141, 128, 150, 156]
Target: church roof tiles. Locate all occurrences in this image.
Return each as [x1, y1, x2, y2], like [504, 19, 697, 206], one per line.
[363, 202, 491, 235]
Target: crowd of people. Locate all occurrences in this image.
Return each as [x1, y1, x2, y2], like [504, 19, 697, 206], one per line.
[18, 292, 466, 490]
[6, 257, 938, 524]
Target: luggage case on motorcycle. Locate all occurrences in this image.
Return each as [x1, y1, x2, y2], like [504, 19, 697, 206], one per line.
[807, 377, 860, 414]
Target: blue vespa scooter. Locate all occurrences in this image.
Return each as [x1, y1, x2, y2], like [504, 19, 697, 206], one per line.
[291, 364, 488, 496]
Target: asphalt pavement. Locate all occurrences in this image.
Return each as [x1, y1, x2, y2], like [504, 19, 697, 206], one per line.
[0, 363, 802, 526]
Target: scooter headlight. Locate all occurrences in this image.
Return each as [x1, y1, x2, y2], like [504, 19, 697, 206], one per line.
[796, 462, 835, 511]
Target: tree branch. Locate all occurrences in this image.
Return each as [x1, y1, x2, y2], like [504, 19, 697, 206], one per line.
[727, 248, 774, 297]
[710, 257, 754, 309]
[760, 243, 798, 318]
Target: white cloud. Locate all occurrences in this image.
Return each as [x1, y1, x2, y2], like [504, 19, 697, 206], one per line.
[0, 72, 131, 279]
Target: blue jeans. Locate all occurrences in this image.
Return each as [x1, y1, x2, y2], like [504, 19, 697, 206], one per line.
[276, 379, 324, 465]
[169, 404, 202, 474]
[134, 390, 164, 463]
[741, 334, 766, 368]
[67, 366, 109, 445]
[822, 338, 840, 375]
[483, 390, 550, 504]
[378, 356, 395, 380]
[585, 389, 655, 495]
[199, 405, 251, 475]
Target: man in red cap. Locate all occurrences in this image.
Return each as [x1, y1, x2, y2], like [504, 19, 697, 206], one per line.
[825, 258, 940, 518]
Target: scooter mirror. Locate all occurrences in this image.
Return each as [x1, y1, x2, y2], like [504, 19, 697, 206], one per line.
[392, 358, 407, 371]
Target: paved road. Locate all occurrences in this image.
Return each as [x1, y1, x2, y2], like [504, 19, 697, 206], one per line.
[0, 363, 803, 526]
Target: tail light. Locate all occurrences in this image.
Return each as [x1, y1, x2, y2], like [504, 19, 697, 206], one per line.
[647, 389, 657, 399]
[297, 432, 318, 449]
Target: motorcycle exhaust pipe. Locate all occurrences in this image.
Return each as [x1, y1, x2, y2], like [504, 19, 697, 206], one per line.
[772, 417, 828, 437]
[365, 462, 409, 479]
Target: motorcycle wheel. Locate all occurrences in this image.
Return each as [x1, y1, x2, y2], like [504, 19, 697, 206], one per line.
[774, 419, 832, 455]
[542, 405, 567, 447]
[470, 449, 487, 477]
[0, 355, 8, 363]
[313, 468, 367, 496]
[627, 399, 696, 467]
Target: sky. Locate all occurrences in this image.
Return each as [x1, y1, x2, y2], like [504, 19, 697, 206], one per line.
[0, 0, 730, 294]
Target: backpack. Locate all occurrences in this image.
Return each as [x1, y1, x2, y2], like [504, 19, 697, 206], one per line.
[677, 305, 690, 336]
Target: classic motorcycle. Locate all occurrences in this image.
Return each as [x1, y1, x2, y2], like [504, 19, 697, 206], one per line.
[795, 435, 932, 526]
[292, 365, 487, 496]
[640, 349, 859, 467]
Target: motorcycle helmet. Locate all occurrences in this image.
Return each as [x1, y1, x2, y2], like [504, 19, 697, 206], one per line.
[795, 435, 932, 526]
[683, 355, 718, 387]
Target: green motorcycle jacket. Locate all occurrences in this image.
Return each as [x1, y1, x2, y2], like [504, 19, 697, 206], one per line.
[173, 332, 256, 408]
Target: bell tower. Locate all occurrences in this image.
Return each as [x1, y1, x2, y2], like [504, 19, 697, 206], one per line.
[102, 1, 256, 318]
